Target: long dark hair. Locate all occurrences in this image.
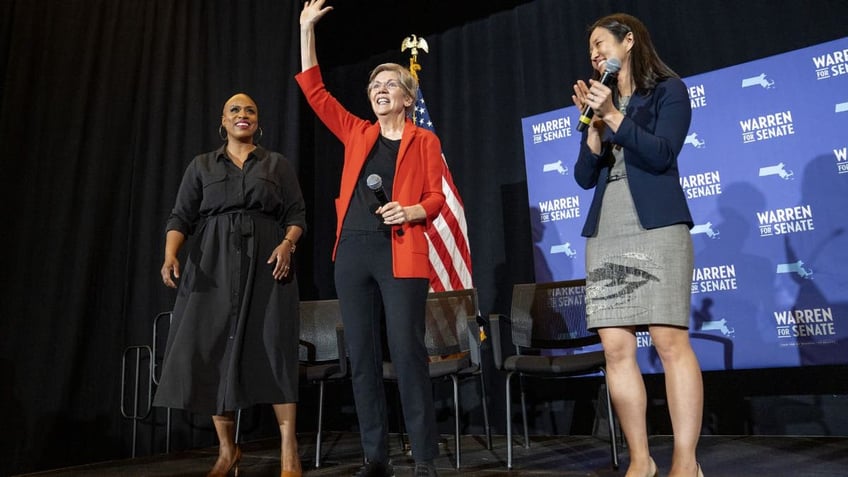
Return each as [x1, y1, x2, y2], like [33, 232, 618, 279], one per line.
[589, 13, 678, 92]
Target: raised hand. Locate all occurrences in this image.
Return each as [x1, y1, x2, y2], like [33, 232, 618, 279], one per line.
[300, 0, 333, 28]
[572, 79, 591, 112]
[572, 79, 606, 153]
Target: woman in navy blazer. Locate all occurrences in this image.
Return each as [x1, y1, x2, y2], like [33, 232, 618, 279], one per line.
[575, 77, 694, 236]
[572, 13, 704, 477]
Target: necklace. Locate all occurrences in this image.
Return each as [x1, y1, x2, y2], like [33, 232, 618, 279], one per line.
[613, 95, 631, 151]
[618, 95, 631, 115]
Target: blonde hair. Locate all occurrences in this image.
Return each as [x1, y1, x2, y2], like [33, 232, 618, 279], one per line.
[366, 63, 419, 117]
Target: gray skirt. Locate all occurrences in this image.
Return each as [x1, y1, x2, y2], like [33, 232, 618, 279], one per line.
[585, 176, 693, 330]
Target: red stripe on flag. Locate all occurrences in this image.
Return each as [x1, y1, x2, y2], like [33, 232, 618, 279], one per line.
[415, 88, 473, 292]
[436, 202, 472, 286]
[427, 162, 473, 291]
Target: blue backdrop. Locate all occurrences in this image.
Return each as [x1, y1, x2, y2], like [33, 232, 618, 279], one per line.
[521, 37, 848, 373]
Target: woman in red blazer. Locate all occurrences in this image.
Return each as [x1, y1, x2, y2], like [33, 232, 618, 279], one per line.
[297, 2, 445, 477]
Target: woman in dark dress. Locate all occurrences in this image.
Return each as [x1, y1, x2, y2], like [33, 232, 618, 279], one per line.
[156, 93, 306, 477]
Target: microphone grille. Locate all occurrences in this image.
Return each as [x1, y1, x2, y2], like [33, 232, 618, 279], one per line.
[605, 57, 622, 74]
[366, 174, 382, 190]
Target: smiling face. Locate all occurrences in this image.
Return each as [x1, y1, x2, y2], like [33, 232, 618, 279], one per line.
[367, 63, 418, 118]
[221, 93, 259, 143]
[368, 70, 414, 119]
[588, 26, 633, 75]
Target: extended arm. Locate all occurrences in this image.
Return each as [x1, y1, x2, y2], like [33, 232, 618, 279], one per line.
[299, 0, 333, 72]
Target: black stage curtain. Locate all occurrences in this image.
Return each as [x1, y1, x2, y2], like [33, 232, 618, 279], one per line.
[0, 1, 306, 473]
[2, 0, 847, 474]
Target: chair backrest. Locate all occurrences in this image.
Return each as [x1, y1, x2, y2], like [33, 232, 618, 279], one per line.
[510, 279, 600, 350]
[299, 299, 344, 362]
[423, 288, 479, 357]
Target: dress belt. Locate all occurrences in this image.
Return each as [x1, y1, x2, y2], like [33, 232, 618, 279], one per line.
[607, 173, 627, 183]
[201, 209, 277, 237]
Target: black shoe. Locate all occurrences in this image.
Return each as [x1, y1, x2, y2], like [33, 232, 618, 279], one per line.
[414, 461, 439, 477]
[354, 461, 395, 477]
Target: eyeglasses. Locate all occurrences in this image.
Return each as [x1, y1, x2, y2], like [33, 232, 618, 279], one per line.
[367, 80, 401, 92]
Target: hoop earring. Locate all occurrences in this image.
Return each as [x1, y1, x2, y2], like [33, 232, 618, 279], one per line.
[255, 127, 263, 144]
[218, 125, 227, 141]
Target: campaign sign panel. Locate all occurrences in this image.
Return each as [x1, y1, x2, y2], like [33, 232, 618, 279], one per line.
[521, 37, 848, 372]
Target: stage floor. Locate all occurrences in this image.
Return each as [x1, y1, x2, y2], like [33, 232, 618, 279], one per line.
[16, 432, 848, 476]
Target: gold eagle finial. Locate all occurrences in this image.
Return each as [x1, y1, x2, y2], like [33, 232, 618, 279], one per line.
[401, 34, 429, 81]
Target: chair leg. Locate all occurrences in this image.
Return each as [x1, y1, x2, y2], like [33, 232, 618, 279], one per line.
[234, 408, 242, 444]
[505, 371, 514, 469]
[315, 381, 325, 468]
[603, 374, 619, 470]
[478, 373, 492, 450]
[519, 375, 530, 449]
[451, 375, 461, 469]
[165, 407, 172, 453]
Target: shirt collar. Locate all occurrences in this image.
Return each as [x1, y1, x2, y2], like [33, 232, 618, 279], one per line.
[214, 143, 266, 162]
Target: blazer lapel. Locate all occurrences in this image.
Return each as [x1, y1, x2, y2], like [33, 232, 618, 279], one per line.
[396, 118, 417, 170]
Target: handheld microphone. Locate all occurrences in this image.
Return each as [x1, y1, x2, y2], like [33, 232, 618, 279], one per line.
[576, 57, 622, 132]
[366, 174, 404, 236]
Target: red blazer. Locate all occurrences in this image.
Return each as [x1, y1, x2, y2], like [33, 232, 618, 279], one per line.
[296, 65, 446, 278]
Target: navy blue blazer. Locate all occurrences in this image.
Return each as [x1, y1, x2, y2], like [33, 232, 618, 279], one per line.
[574, 77, 693, 237]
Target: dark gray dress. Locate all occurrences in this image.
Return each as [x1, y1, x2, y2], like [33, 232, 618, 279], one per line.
[154, 145, 306, 415]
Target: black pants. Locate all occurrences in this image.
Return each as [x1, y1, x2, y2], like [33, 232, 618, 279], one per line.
[334, 230, 439, 463]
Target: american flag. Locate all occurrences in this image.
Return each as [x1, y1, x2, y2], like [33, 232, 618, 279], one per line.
[413, 89, 473, 292]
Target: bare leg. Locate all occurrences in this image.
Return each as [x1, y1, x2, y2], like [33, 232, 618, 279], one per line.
[209, 413, 240, 476]
[598, 327, 656, 477]
[273, 403, 302, 475]
[650, 325, 703, 477]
